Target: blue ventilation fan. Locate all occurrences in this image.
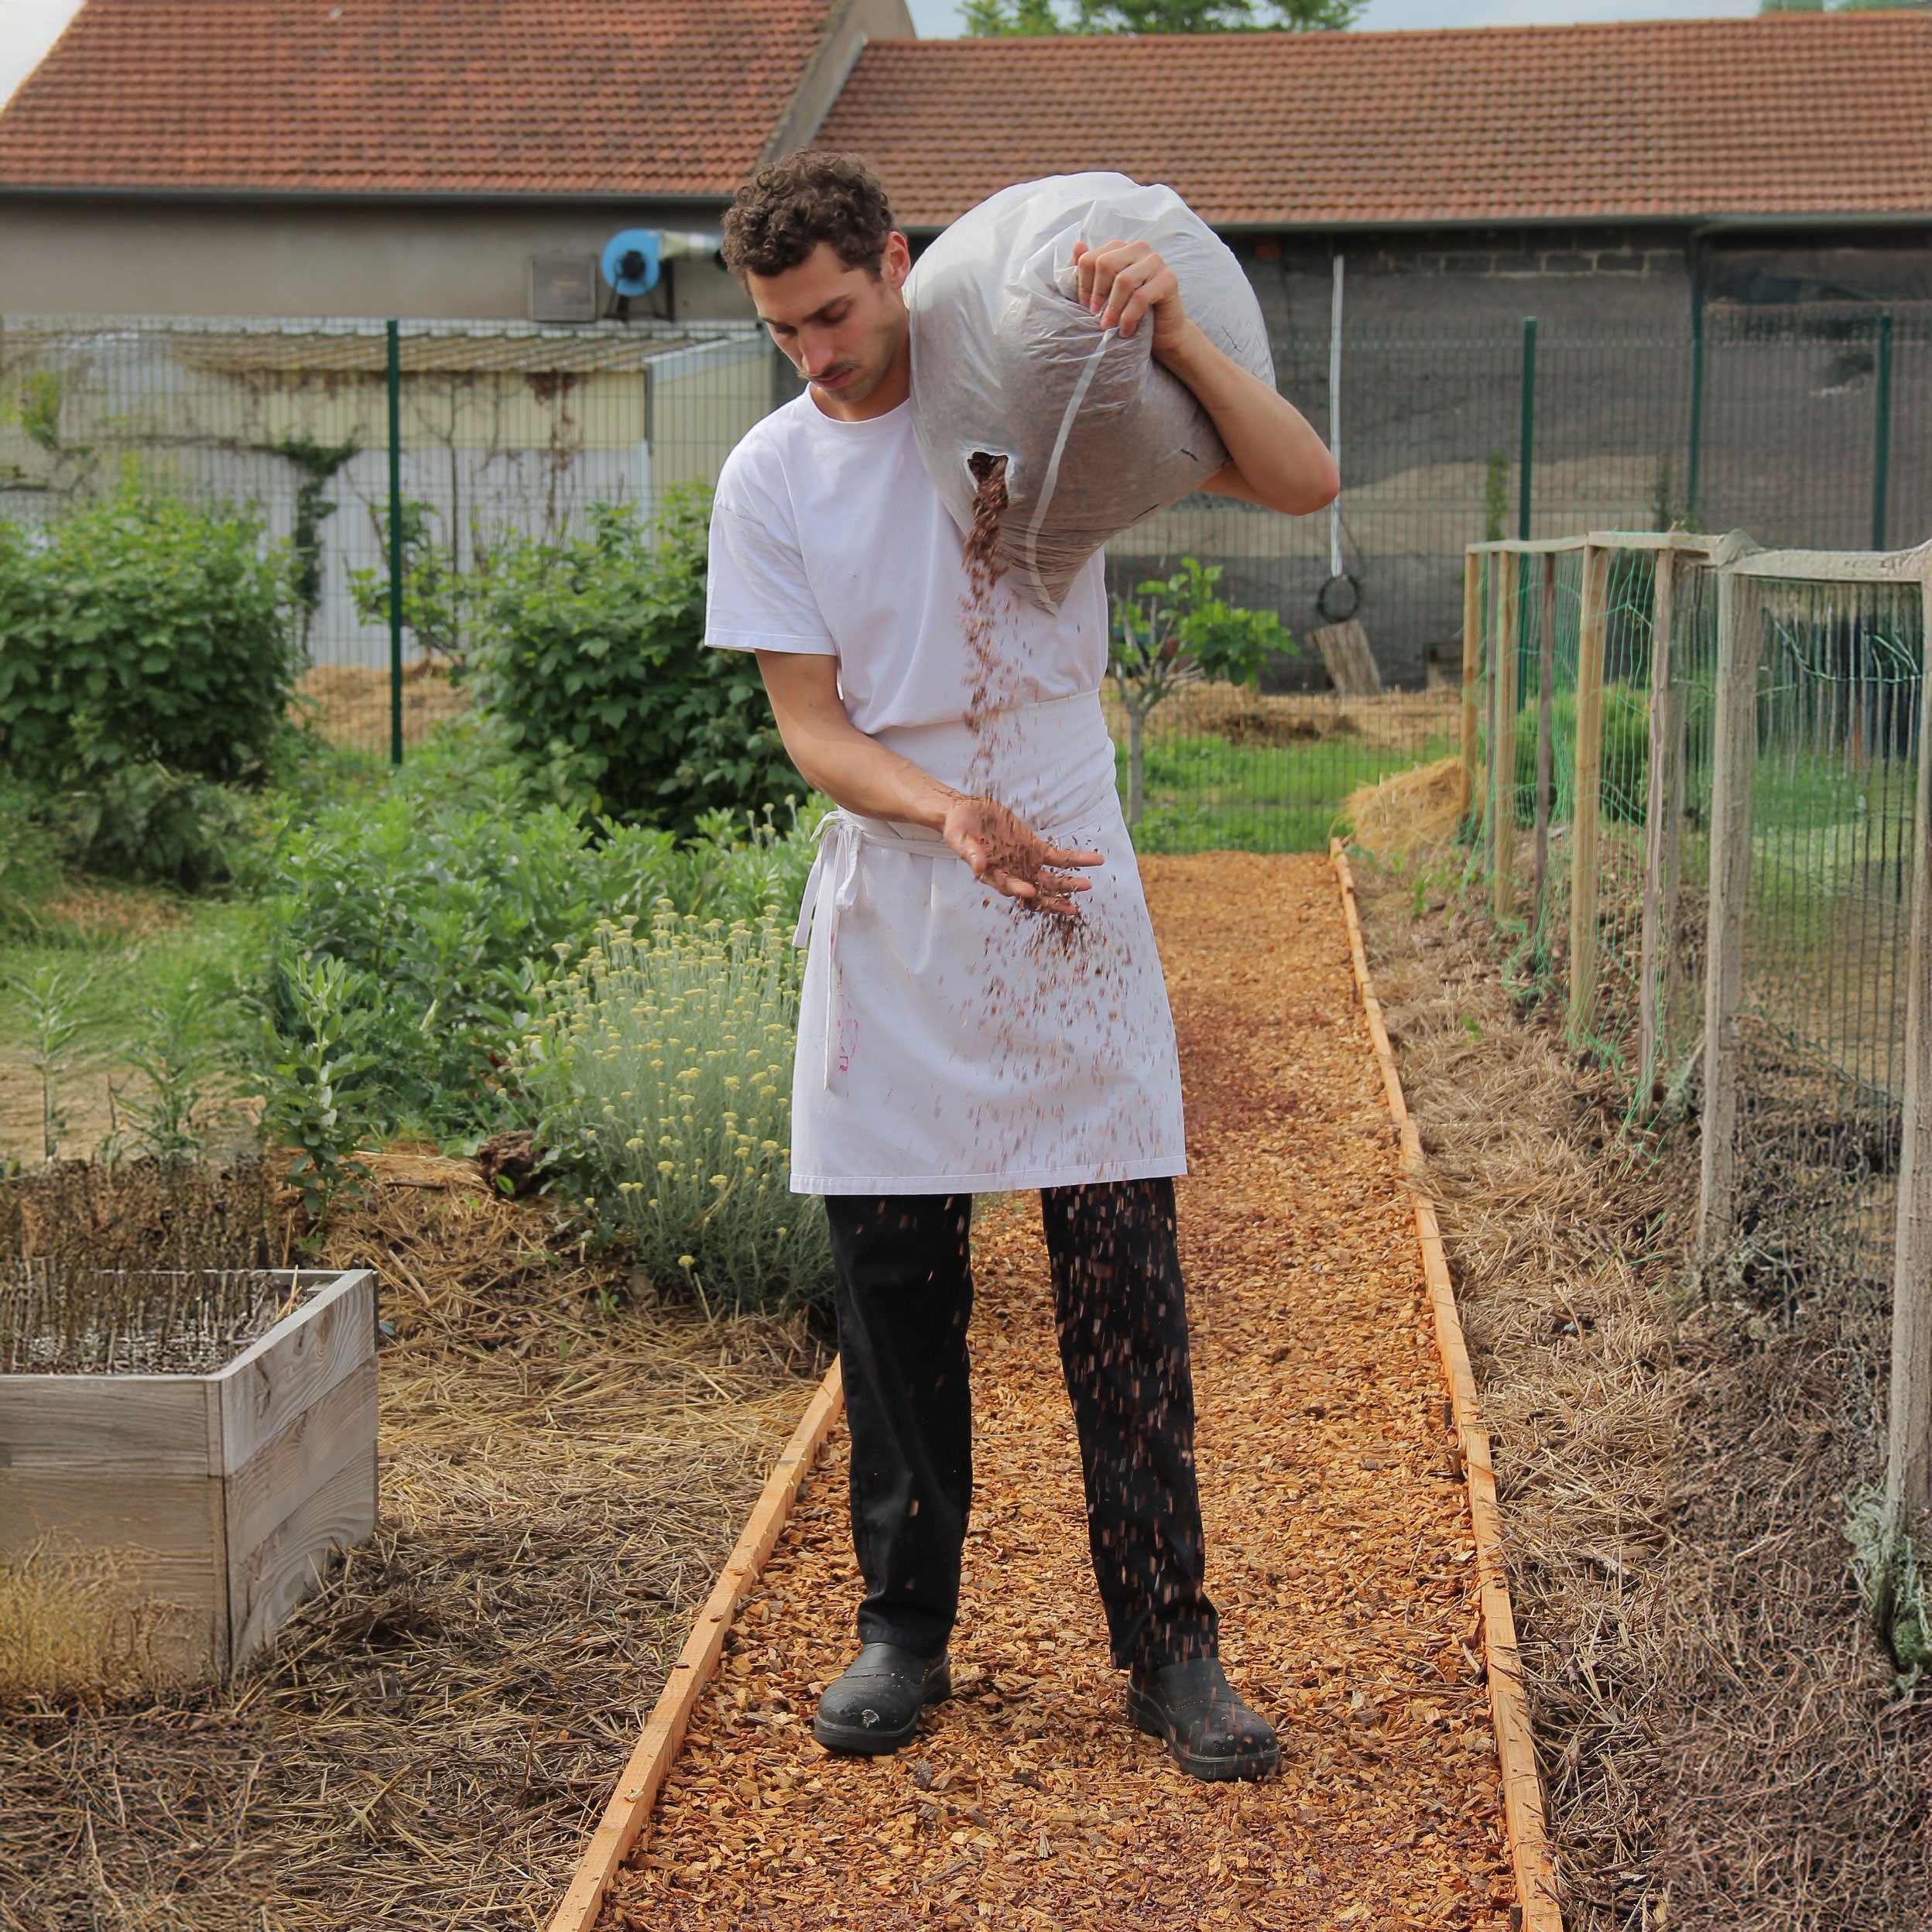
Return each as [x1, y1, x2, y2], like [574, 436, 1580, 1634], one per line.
[601, 230, 662, 297]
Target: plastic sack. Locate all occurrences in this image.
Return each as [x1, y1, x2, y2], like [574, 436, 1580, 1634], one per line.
[906, 171, 1274, 615]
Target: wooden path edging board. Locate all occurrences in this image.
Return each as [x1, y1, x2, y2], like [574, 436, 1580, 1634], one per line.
[1331, 843, 1564, 1932]
[545, 1360, 846, 1932]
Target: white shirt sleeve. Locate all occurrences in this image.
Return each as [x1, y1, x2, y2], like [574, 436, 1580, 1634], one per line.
[705, 439, 837, 657]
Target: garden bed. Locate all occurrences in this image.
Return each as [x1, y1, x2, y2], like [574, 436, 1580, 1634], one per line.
[1, 1261, 376, 1679]
[0, 1168, 826, 1930]
[1351, 855, 1932, 1928]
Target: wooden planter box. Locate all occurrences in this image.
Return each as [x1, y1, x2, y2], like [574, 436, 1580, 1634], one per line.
[0, 1267, 378, 1677]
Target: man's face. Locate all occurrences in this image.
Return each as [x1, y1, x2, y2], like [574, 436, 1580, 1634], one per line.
[746, 235, 911, 416]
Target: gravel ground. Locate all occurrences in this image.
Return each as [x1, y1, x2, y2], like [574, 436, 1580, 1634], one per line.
[601, 851, 1514, 1932]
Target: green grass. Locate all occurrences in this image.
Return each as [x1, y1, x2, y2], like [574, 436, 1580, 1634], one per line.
[1119, 728, 1459, 855]
[0, 899, 262, 1070]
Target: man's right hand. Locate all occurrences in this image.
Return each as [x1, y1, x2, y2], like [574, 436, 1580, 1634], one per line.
[943, 796, 1103, 918]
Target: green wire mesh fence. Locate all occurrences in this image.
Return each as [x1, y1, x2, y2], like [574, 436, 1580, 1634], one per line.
[2, 310, 1927, 845]
[1465, 531, 1932, 1512]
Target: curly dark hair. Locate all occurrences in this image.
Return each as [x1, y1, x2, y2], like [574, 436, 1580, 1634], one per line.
[721, 150, 896, 281]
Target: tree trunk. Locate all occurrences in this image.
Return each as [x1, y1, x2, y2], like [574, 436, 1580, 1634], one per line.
[1127, 702, 1146, 830]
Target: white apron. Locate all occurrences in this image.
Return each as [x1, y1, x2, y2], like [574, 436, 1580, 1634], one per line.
[788, 689, 1186, 1195]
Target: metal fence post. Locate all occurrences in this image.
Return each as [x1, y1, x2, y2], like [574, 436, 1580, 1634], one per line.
[385, 318, 404, 768]
[1873, 311, 1895, 553]
[1886, 575, 1932, 1519]
[1568, 543, 1609, 1040]
[1636, 543, 1679, 1099]
[1518, 317, 1537, 543]
[1687, 296, 1704, 524]
[1698, 562, 1765, 1250]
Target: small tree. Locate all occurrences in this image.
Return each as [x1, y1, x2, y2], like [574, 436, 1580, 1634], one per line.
[1110, 557, 1293, 830]
[348, 497, 476, 670]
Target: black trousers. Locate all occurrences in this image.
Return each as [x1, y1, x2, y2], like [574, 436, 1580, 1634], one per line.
[825, 1179, 1218, 1673]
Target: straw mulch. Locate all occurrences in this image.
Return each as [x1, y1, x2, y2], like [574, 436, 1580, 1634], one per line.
[600, 853, 1512, 1932]
[1342, 759, 1468, 871]
[1099, 685, 1460, 756]
[295, 663, 470, 752]
[1350, 855, 1932, 1929]
[0, 1172, 826, 1930]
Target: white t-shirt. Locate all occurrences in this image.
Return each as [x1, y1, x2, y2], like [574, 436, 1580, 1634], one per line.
[706, 393, 1108, 752]
[701, 388, 1185, 1195]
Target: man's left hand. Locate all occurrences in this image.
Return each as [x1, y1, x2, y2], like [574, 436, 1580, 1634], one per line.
[1070, 238, 1188, 362]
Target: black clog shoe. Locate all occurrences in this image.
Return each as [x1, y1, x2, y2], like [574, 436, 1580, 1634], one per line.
[1127, 1657, 1280, 1782]
[812, 1642, 952, 1754]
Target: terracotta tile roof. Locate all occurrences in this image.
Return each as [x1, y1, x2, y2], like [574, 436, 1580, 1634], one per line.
[816, 15, 1932, 230]
[0, 0, 834, 197]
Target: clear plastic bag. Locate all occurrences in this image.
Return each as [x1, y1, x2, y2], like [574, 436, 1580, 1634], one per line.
[906, 171, 1274, 615]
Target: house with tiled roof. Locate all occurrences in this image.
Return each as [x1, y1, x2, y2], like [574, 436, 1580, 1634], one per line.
[2, 7, 1928, 326]
[817, 13, 1932, 344]
[0, 0, 912, 321]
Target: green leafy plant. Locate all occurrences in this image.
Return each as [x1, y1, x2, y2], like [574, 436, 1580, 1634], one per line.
[1483, 450, 1510, 545]
[466, 486, 798, 833]
[45, 761, 260, 891]
[1511, 685, 1650, 827]
[348, 495, 479, 670]
[1846, 1489, 1932, 1690]
[15, 372, 63, 454]
[260, 730, 821, 1142]
[1109, 557, 1294, 829]
[516, 908, 830, 1316]
[103, 978, 238, 1167]
[0, 476, 296, 790]
[0, 777, 62, 940]
[256, 953, 382, 1225]
[5, 964, 98, 1165]
[267, 433, 360, 658]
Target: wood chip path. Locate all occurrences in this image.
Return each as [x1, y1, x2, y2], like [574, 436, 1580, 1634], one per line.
[597, 852, 1512, 1931]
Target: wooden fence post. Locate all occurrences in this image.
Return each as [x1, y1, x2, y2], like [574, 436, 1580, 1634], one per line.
[1698, 565, 1763, 1250]
[1533, 553, 1556, 927]
[1567, 543, 1609, 1041]
[1636, 545, 1678, 1101]
[1886, 574, 1932, 1519]
[1492, 554, 1521, 922]
[1461, 549, 1483, 821]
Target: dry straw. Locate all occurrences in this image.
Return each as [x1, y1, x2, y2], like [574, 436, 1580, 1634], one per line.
[0, 1172, 827, 1930]
[0, 1540, 176, 1706]
[1343, 754, 1468, 868]
[1344, 768, 1932, 1928]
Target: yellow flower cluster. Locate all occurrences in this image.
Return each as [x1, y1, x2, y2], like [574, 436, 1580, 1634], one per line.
[518, 903, 828, 1309]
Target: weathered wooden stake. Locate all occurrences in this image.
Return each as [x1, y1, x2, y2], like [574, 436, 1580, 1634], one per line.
[1567, 544, 1609, 1040]
[1886, 574, 1932, 1520]
[1698, 566, 1764, 1249]
[1533, 553, 1557, 927]
[1637, 546, 1678, 1099]
[1492, 555, 1521, 921]
[1461, 549, 1483, 821]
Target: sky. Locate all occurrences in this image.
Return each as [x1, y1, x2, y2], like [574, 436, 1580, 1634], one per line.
[1, 0, 1768, 108]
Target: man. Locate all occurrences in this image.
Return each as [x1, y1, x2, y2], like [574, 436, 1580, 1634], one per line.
[705, 151, 1337, 1782]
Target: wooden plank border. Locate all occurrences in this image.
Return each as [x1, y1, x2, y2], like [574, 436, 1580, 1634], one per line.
[546, 1359, 846, 1932]
[1331, 843, 1564, 1932]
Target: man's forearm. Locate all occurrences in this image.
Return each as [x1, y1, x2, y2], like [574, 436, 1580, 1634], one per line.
[1157, 321, 1338, 517]
[790, 727, 959, 830]
[756, 650, 959, 828]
